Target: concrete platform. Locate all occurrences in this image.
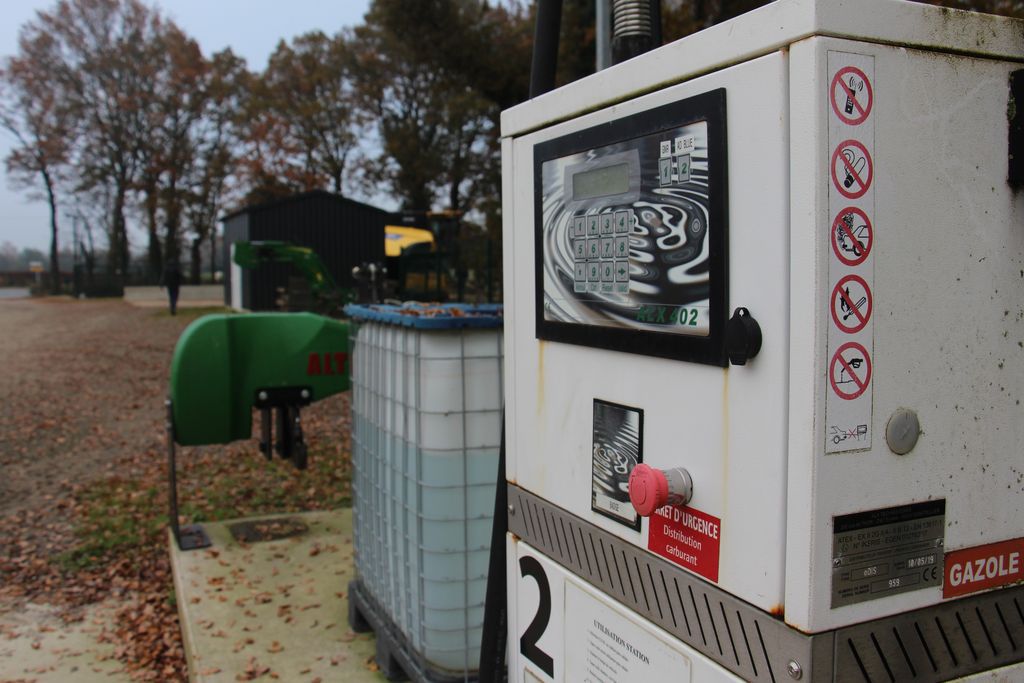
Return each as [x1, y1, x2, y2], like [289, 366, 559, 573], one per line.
[0, 598, 130, 682]
[169, 510, 384, 683]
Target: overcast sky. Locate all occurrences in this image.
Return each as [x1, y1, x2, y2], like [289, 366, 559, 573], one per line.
[0, 0, 371, 252]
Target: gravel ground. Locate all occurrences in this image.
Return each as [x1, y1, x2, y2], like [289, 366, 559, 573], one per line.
[0, 297, 355, 682]
[0, 297, 179, 519]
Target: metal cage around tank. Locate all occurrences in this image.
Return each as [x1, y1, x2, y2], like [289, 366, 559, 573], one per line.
[346, 303, 503, 681]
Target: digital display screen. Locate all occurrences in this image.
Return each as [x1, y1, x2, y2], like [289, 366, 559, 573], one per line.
[572, 162, 630, 200]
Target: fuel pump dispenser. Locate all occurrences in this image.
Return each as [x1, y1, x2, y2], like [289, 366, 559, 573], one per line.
[501, 1, 1024, 680]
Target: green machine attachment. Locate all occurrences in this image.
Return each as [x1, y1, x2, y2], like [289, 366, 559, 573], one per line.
[232, 240, 355, 312]
[166, 312, 350, 549]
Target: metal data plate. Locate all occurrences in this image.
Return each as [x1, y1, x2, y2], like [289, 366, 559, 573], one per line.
[832, 500, 945, 608]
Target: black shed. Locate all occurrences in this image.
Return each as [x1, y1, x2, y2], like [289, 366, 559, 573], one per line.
[222, 190, 387, 311]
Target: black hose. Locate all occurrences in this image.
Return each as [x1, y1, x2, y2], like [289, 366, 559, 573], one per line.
[530, 0, 562, 98]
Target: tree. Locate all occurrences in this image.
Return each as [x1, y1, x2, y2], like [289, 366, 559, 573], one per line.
[135, 20, 210, 277]
[355, 0, 531, 295]
[30, 0, 163, 281]
[0, 242, 18, 271]
[261, 32, 363, 195]
[236, 61, 313, 203]
[149, 22, 210, 268]
[0, 31, 73, 294]
[350, 15, 446, 210]
[183, 49, 246, 283]
[350, 1, 526, 212]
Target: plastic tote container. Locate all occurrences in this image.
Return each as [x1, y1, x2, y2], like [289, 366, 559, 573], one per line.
[346, 303, 503, 679]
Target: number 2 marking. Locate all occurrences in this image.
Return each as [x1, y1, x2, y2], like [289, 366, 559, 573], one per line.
[519, 556, 554, 676]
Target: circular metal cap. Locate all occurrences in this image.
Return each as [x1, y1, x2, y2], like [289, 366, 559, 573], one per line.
[629, 464, 668, 517]
[886, 408, 920, 455]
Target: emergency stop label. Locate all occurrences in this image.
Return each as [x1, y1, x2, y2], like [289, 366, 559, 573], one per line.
[831, 500, 945, 608]
[943, 538, 1024, 599]
[825, 51, 876, 454]
[647, 504, 721, 582]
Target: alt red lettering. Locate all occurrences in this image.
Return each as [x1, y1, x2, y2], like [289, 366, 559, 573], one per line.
[307, 353, 322, 375]
[307, 352, 347, 376]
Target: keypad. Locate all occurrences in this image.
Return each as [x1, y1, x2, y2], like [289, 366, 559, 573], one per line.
[572, 209, 633, 293]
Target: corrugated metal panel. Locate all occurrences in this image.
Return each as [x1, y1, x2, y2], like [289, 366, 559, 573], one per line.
[221, 212, 249, 308]
[223, 191, 387, 312]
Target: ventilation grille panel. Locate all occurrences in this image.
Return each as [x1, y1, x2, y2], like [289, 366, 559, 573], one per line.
[507, 485, 818, 682]
[836, 588, 1024, 682]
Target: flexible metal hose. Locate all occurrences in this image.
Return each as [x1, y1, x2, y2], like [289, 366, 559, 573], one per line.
[612, 0, 653, 38]
[611, 0, 660, 64]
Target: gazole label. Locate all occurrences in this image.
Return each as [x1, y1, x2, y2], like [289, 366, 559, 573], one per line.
[944, 538, 1024, 598]
[825, 52, 876, 454]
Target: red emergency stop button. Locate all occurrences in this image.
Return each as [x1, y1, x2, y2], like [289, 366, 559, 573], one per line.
[628, 464, 694, 517]
[629, 464, 668, 517]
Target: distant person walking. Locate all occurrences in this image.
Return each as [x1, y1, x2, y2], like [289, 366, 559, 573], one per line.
[161, 259, 183, 315]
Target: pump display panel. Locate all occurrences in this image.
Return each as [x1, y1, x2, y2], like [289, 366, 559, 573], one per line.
[534, 89, 728, 364]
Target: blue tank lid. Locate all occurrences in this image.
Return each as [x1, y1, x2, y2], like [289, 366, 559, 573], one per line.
[344, 303, 503, 329]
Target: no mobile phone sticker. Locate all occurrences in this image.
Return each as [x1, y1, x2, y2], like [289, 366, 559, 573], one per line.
[830, 66, 873, 125]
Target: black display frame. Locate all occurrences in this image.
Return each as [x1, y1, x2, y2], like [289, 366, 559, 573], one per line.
[533, 88, 729, 366]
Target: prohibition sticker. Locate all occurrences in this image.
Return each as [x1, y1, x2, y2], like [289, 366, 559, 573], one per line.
[830, 274, 873, 334]
[830, 342, 871, 400]
[831, 207, 872, 266]
[830, 66, 873, 125]
[831, 140, 873, 199]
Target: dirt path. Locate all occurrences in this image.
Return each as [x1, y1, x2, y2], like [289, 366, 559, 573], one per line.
[0, 298, 198, 682]
[0, 298, 184, 519]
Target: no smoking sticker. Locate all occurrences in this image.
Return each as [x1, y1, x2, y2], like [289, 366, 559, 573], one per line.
[831, 274, 873, 334]
[830, 342, 872, 400]
[830, 66, 873, 125]
[831, 140, 873, 199]
[831, 207, 872, 266]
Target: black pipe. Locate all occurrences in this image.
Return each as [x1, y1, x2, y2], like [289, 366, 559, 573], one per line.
[650, 0, 662, 48]
[530, 0, 563, 98]
[478, 414, 508, 682]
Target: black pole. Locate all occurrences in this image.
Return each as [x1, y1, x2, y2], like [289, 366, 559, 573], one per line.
[478, 413, 508, 681]
[650, 0, 662, 48]
[530, 0, 562, 98]
[167, 399, 182, 547]
[166, 398, 211, 551]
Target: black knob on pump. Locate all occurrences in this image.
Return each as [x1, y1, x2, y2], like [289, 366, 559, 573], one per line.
[726, 307, 762, 366]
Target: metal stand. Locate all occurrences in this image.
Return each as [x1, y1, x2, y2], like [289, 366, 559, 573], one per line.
[166, 399, 211, 551]
[256, 388, 310, 471]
